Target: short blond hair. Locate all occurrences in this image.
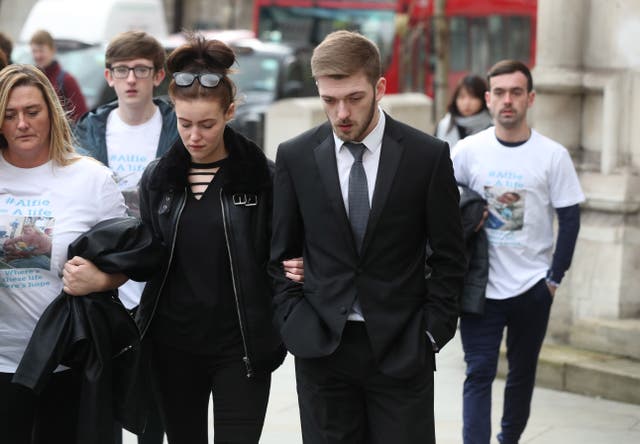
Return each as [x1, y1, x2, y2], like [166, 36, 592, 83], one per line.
[311, 30, 381, 86]
[0, 64, 78, 165]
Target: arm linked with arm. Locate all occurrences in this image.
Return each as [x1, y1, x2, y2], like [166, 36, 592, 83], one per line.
[63, 256, 128, 296]
[269, 147, 305, 329]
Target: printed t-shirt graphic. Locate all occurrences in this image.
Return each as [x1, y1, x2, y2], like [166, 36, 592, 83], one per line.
[0, 215, 54, 271]
[484, 186, 526, 232]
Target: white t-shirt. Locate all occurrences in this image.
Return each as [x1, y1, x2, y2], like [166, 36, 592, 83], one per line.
[106, 107, 162, 309]
[106, 106, 161, 212]
[451, 127, 585, 300]
[0, 156, 126, 372]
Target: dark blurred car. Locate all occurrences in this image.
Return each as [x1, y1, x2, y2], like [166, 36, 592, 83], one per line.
[227, 39, 317, 147]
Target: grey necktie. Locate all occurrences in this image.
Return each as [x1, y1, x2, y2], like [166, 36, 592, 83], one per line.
[346, 142, 370, 252]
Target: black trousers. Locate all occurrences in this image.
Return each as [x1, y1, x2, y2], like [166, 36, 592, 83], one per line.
[0, 369, 80, 444]
[295, 322, 435, 444]
[151, 341, 271, 444]
[113, 399, 164, 444]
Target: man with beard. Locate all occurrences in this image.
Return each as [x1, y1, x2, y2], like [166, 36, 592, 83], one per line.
[451, 60, 584, 444]
[270, 30, 467, 444]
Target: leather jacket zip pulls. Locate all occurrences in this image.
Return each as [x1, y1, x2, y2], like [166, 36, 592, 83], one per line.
[219, 188, 254, 378]
[112, 295, 138, 358]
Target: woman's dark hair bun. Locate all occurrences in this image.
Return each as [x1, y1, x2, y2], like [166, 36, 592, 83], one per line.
[166, 32, 236, 75]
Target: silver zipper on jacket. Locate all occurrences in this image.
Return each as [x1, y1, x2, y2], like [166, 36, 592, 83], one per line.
[111, 286, 139, 358]
[220, 188, 253, 378]
[140, 188, 187, 339]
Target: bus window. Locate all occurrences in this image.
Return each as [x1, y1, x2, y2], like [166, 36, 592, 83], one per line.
[469, 18, 489, 75]
[400, 23, 428, 93]
[507, 16, 531, 61]
[253, 0, 536, 96]
[257, 5, 396, 68]
[488, 15, 507, 64]
[258, 7, 316, 43]
[450, 17, 468, 72]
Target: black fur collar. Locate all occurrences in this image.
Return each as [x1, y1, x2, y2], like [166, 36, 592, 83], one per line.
[149, 126, 271, 193]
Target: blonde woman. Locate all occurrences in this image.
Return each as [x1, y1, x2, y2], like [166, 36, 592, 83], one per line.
[0, 64, 127, 443]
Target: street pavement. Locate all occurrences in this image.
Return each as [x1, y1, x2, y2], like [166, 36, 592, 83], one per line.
[124, 333, 640, 443]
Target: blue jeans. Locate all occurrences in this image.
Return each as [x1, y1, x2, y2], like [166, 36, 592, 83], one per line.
[460, 278, 553, 444]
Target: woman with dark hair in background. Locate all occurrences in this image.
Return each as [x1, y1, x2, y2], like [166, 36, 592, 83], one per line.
[0, 48, 7, 70]
[0, 32, 12, 65]
[135, 34, 298, 443]
[436, 74, 493, 149]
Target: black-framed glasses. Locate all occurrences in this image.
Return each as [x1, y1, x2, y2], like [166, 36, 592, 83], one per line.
[110, 65, 154, 79]
[173, 72, 222, 88]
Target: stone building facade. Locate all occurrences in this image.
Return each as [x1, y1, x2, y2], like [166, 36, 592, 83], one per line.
[533, 0, 640, 350]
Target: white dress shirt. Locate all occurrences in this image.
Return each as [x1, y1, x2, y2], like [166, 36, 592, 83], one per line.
[333, 109, 385, 321]
[331, 110, 438, 348]
[333, 109, 386, 211]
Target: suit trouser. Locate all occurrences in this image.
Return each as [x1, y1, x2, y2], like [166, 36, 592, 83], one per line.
[295, 321, 435, 444]
[460, 278, 552, 444]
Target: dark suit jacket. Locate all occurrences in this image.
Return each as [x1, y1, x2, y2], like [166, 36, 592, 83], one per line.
[270, 113, 467, 379]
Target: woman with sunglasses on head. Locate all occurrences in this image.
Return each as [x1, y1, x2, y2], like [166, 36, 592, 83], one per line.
[435, 74, 493, 149]
[135, 34, 291, 444]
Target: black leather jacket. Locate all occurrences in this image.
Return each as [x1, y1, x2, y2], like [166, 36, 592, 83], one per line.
[458, 184, 489, 315]
[13, 217, 163, 442]
[136, 126, 285, 376]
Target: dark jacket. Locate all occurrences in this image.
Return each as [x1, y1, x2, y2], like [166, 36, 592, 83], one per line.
[73, 97, 179, 165]
[12, 217, 164, 443]
[458, 184, 489, 315]
[137, 126, 286, 377]
[270, 115, 466, 379]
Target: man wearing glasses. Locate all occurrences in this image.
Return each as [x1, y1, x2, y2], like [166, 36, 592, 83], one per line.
[73, 30, 178, 444]
[75, 30, 178, 219]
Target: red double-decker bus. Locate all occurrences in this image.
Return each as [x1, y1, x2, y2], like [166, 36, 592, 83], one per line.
[253, 0, 537, 97]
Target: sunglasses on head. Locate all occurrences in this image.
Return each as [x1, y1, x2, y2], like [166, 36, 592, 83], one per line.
[172, 72, 222, 88]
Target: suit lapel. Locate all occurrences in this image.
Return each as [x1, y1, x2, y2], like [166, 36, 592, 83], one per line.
[361, 121, 404, 255]
[313, 134, 357, 252]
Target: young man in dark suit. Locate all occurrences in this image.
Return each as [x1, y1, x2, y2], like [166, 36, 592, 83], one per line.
[270, 30, 467, 444]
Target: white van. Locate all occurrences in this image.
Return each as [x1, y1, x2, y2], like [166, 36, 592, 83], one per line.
[19, 0, 168, 44]
[14, 0, 169, 109]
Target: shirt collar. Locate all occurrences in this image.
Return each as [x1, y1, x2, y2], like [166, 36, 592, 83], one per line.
[334, 107, 386, 155]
